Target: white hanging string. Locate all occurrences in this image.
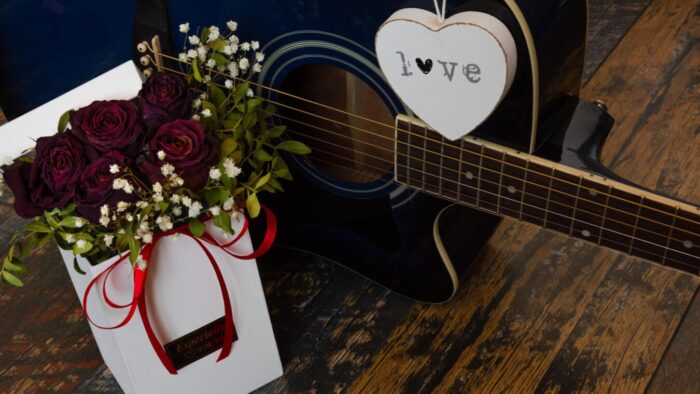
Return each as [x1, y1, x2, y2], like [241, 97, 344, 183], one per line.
[433, 0, 447, 23]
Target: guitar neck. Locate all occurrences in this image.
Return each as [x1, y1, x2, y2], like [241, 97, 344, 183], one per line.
[394, 115, 700, 275]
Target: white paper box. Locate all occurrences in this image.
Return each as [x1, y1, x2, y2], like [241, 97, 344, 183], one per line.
[1, 61, 283, 393]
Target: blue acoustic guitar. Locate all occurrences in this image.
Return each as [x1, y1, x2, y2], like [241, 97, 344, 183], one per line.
[1, 0, 698, 303]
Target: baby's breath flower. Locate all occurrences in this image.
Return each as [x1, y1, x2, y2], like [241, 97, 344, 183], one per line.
[223, 45, 235, 56]
[109, 164, 120, 174]
[103, 234, 114, 247]
[126, 213, 134, 222]
[76, 239, 87, 249]
[239, 58, 250, 70]
[188, 35, 200, 45]
[156, 215, 173, 231]
[209, 168, 222, 180]
[161, 163, 175, 177]
[99, 216, 110, 227]
[174, 177, 185, 186]
[172, 207, 183, 216]
[187, 49, 197, 59]
[65, 234, 76, 244]
[197, 45, 207, 62]
[225, 79, 234, 90]
[153, 194, 164, 203]
[207, 26, 220, 42]
[227, 62, 239, 78]
[191, 114, 201, 121]
[255, 52, 265, 62]
[192, 98, 202, 109]
[136, 257, 148, 271]
[153, 182, 163, 194]
[223, 197, 235, 212]
[201, 109, 212, 118]
[139, 221, 149, 232]
[178, 53, 188, 62]
[241, 42, 251, 51]
[179, 22, 190, 33]
[157, 150, 166, 160]
[136, 201, 149, 209]
[252, 63, 262, 73]
[182, 196, 193, 207]
[226, 20, 238, 31]
[229, 35, 239, 44]
[206, 58, 216, 69]
[142, 233, 153, 244]
[170, 194, 181, 204]
[251, 41, 260, 50]
[117, 201, 130, 212]
[100, 204, 110, 216]
[75, 218, 85, 228]
[209, 206, 221, 216]
[199, 92, 208, 100]
[123, 182, 134, 194]
[246, 88, 254, 98]
[223, 159, 242, 178]
[188, 201, 203, 218]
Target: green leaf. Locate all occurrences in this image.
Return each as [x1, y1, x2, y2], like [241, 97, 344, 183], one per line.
[212, 53, 229, 68]
[246, 192, 261, 218]
[57, 110, 72, 133]
[128, 237, 140, 264]
[254, 172, 272, 190]
[254, 149, 273, 162]
[73, 241, 94, 255]
[59, 217, 86, 228]
[209, 84, 227, 108]
[268, 125, 287, 139]
[213, 211, 233, 235]
[269, 178, 285, 192]
[44, 212, 61, 229]
[189, 219, 206, 238]
[201, 100, 218, 126]
[2, 271, 23, 287]
[192, 58, 202, 82]
[245, 98, 263, 112]
[73, 256, 86, 275]
[208, 38, 228, 52]
[4, 257, 26, 275]
[233, 81, 249, 104]
[23, 222, 53, 234]
[200, 27, 210, 43]
[276, 140, 312, 155]
[221, 138, 238, 157]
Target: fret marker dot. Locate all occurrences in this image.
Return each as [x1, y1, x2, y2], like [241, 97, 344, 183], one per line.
[507, 186, 517, 194]
[581, 230, 591, 238]
[465, 171, 474, 180]
[683, 240, 694, 249]
[589, 189, 598, 197]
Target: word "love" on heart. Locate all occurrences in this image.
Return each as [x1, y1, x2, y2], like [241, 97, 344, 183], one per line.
[396, 52, 482, 83]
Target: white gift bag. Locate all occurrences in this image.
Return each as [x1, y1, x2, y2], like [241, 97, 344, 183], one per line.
[0, 61, 283, 393]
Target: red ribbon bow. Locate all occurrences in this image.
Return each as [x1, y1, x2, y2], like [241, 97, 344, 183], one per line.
[82, 206, 277, 374]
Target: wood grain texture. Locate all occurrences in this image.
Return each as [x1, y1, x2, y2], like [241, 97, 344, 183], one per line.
[1, 0, 698, 393]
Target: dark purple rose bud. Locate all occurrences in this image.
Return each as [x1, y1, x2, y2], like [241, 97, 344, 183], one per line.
[137, 71, 192, 130]
[3, 133, 86, 218]
[70, 100, 144, 154]
[140, 119, 219, 191]
[75, 152, 134, 222]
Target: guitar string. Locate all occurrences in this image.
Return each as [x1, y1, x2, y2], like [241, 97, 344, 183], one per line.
[284, 133, 699, 267]
[151, 51, 700, 227]
[286, 130, 699, 250]
[149, 53, 700, 229]
[155, 61, 700, 242]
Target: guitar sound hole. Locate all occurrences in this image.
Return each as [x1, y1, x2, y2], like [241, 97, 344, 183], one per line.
[278, 64, 395, 184]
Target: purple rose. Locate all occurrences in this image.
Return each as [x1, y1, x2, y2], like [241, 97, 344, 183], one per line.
[141, 119, 219, 191]
[70, 100, 144, 154]
[137, 71, 192, 130]
[3, 133, 86, 218]
[75, 152, 134, 222]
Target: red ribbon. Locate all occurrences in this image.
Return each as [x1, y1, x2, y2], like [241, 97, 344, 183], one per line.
[82, 206, 276, 374]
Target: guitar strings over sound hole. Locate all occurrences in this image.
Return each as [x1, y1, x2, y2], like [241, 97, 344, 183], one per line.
[278, 64, 395, 184]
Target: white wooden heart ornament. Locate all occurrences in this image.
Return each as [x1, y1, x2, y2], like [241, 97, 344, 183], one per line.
[376, 8, 517, 141]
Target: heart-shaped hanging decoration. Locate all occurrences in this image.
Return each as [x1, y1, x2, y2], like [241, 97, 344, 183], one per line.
[376, 8, 517, 141]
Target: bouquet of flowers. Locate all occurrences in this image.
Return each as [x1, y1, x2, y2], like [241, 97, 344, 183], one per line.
[0, 20, 309, 287]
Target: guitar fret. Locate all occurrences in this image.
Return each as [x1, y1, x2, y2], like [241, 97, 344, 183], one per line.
[457, 139, 464, 202]
[520, 160, 529, 221]
[496, 152, 506, 215]
[439, 137, 445, 196]
[629, 196, 645, 254]
[569, 176, 583, 237]
[597, 185, 613, 245]
[543, 168, 556, 229]
[421, 126, 428, 191]
[662, 207, 679, 266]
[475, 145, 485, 210]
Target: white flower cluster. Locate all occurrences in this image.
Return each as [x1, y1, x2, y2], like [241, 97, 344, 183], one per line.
[178, 20, 265, 86]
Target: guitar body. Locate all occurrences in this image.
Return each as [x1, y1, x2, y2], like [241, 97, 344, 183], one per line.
[0, 0, 596, 302]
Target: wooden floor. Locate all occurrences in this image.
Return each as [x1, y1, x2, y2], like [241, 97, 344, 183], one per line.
[0, 0, 699, 392]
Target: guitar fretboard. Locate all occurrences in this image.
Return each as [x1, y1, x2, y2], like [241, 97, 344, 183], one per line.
[394, 115, 700, 275]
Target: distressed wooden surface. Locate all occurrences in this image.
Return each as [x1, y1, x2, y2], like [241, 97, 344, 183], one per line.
[1, 0, 699, 392]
